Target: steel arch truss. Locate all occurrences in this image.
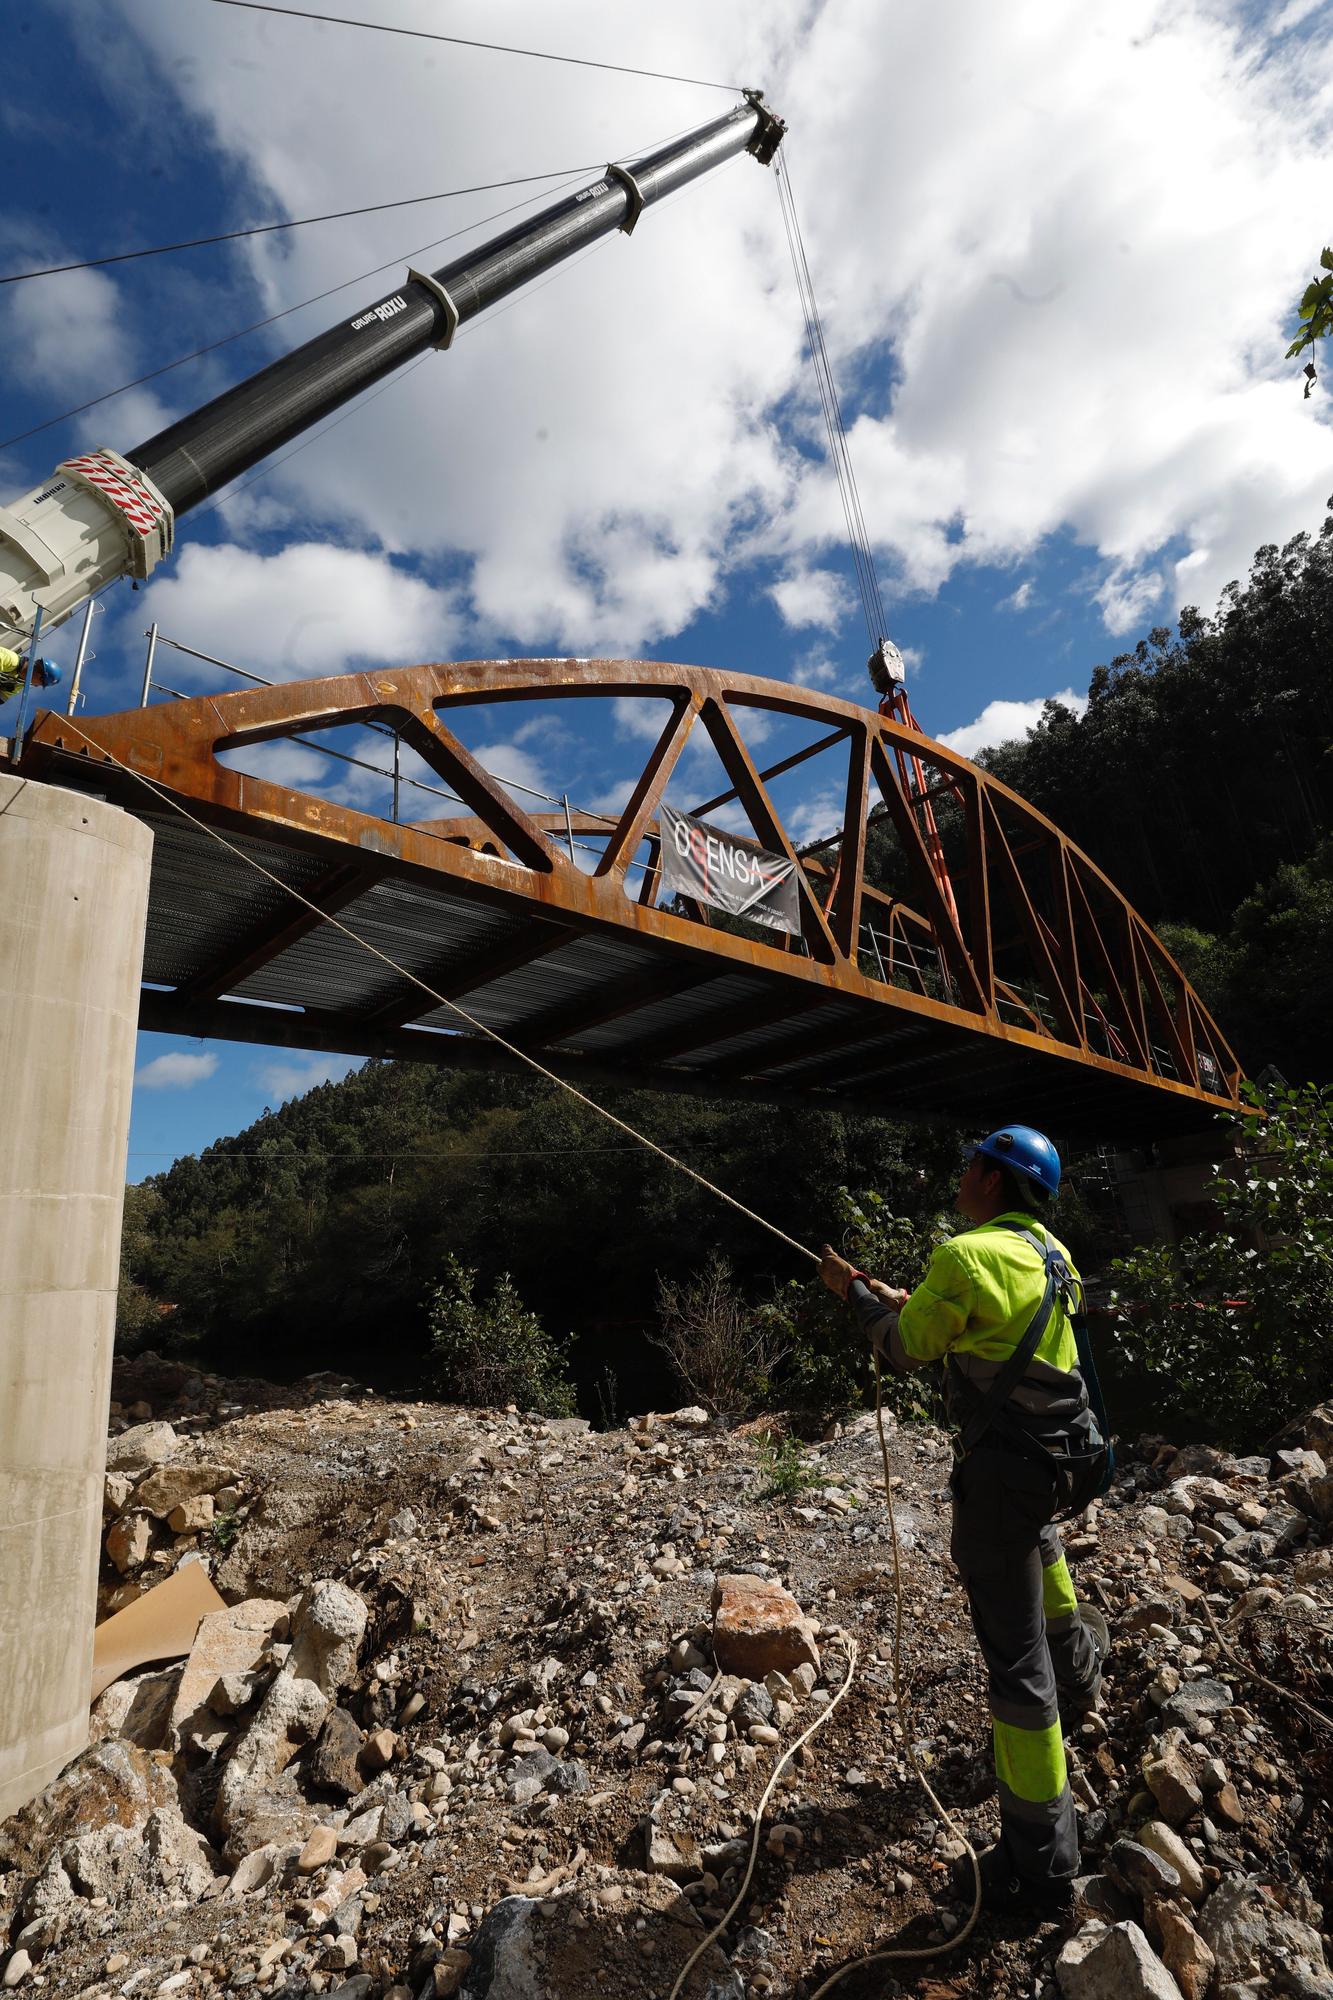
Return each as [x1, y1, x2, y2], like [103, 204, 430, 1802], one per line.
[22, 658, 1244, 1138]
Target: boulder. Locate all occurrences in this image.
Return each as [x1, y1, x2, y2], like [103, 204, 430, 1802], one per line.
[310, 1707, 365, 1797]
[105, 1510, 154, 1575]
[0, 1741, 179, 1877]
[215, 1582, 366, 1857]
[90, 1666, 180, 1751]
[1158, 1678, 1234, 1731]
[1056, 1921, 1185, 1999]
[1107, 1839, 1182, 1904]
[133, 1461, 237, 1519]
[105, 1422, 178, 1474]
[711, 1574, 820, 1680]
[168, 1494, 215, 1535]
[1137, 1822, 1205, 1904]
[1143, 1750, 1203, 1826]
[169, 1597, 286, 1750]
[1154, 1903, 1215, 2000]
[458, 1880, 741, 2000]
[1198, 1873, 1333, 1992]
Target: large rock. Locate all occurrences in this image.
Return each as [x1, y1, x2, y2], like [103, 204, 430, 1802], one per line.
[105, 1510, 154, 1575]
[105, 1422, 178, 1475]
[1198, 1874, 1333, 1992]
[215, 1581, 366, 1858]
[1143, 1750, 1203, 1826]
[1154, 1904, 1215, 2000]
[1157, 1678, 1233, 1731]
[458, 1880, 741, 2000]
[91, 1667, 180, 1751]
[0, 1741, 178, 1877]
[169, 1597, 286, 1751]
[135, 1461, 237, 1521]
[1137, 1822, 1205, 1904]
[1056, 1921, 1185, 1999]
[1107, 1839, 1182, 1904]
[711, 1574, 820, 1680]
[310, 1706, 365, 1797]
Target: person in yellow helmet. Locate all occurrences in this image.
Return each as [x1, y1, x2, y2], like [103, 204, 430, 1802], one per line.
[820, 1124, 1110, 1915]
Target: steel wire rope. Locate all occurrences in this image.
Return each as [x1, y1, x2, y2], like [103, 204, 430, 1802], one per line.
[0, 166, 600, 452]
[0, 169, 608, 286]
[773, 152, 889, 649]
[1, 102, 711, 454]
[204, 0, 742, 92]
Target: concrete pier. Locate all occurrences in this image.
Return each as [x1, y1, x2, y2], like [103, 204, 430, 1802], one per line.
[0, 772, 152, 1821]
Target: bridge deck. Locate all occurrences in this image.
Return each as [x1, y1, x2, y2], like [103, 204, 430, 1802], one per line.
[20, 658, 1244, 1143]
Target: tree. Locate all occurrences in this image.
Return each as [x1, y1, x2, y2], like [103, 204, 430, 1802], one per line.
[1286, 248, 1333, 397]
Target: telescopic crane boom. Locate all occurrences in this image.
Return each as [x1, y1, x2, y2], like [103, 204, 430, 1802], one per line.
[0, 95, 784, 657]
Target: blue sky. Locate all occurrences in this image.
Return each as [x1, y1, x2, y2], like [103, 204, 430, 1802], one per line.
[4, 0, 1331, 1173]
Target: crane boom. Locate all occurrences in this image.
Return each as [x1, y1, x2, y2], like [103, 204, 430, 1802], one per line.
[0, 94, 784, 657]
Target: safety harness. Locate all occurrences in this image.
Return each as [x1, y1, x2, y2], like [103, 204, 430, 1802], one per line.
[953, 1222, 1114, 1518]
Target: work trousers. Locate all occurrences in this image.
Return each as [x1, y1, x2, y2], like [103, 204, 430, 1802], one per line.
[949, 1443, 1099, 1887]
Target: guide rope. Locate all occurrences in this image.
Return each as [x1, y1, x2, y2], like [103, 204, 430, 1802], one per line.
[44, 720, 985, 1986]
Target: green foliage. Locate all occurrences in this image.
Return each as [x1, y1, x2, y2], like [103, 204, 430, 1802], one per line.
[1111, 1082, 1333, 1444]
[1286, 248, 1333, 396]
[209, 1507, 242, 1555]
[759, 1186, 950, 1428]
[757, 1435, 819, 1501]
[427, 1253, 576, 1416]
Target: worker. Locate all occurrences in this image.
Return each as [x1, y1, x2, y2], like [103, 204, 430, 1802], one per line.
[819, 1124, 1110, 1914]
[0, 645, 23, 702]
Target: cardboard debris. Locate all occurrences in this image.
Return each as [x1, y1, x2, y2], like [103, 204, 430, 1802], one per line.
[92, 1561, 227, 1701]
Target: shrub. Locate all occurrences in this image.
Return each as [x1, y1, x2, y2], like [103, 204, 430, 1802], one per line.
[1110, 1081, 1333, 1445]
[427, 1255, 576, 1416]
[758, 1436, 819, 1500]
[651, 1254, 788, 1421]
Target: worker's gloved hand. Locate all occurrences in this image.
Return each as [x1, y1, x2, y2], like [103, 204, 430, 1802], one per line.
[818, 1244, 859, 1300]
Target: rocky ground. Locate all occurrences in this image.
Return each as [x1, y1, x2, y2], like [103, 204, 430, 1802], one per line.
[1, 1352, 1331, 2000]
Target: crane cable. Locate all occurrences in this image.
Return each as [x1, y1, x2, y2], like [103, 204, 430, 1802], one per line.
[31, 717, 984, 1990]
[773, 151, 889, 653]
[204, 0, 743, 93]
[0, 168, 605, 287]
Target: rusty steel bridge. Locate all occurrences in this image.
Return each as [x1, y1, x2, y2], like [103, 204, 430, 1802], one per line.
[17, 657, 1243, 1140]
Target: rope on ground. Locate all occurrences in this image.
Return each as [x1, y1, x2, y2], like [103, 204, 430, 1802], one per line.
[667, 1637, 860, 2000]
[51, 718, 819, 1271]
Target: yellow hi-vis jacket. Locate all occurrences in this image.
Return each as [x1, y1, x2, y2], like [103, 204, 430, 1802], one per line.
[852, 1211, 1087, 1435]
[0, 646, 22, 698]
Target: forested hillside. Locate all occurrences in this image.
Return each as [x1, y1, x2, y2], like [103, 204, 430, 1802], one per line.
[980, 512, 1333, 1084]
[120, 511, 1333, 1416]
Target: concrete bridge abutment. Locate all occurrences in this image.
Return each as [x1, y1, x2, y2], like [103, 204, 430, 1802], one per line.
[0, 772, 152, 1821]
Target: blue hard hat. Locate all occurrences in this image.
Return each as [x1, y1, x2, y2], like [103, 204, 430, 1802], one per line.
[967, 1124, 1061, 1197]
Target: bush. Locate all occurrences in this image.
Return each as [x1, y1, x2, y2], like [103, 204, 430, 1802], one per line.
[1111, 1082, 1333, 1445]
[651, 1254, 788, 1421]
[427, 1255, 576, 1416]
[758, 1187, 949, 1428]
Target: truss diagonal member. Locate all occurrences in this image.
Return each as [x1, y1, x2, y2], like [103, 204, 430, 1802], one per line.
[825, 725, 870, 958]
[595, 692, 700, 879]
[867, 738, 988, 1015]
[982, 792, 1082, 1047]
[698, 697, 840, 966]
[393, 700, 556, 874]
[1066, 858, 1150, 1072]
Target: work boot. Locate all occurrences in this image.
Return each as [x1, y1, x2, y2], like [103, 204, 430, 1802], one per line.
[952, 1841, 1073, 1918]
[1058, 1605, 1111, 1728]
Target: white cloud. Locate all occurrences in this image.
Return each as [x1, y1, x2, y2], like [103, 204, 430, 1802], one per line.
[786, 786, 846, 846]
[1094, 564, 1167, 635]
[470, 737, 550, 803]
[139, 542, 461, 679]
[999, 579, 1034, 612]
[940, 688, 1088, 760]
[253, 1054, 362, 1101]
[770, 565, 855, 630]
[135, 1050, 219, 1090]
[52, 0, 1333, 664]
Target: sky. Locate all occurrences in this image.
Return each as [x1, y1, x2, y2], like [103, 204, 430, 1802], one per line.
[4, 0, 1331, 1174]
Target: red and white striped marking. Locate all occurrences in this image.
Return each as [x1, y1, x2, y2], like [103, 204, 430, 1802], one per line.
[59, 452, 169, 544]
